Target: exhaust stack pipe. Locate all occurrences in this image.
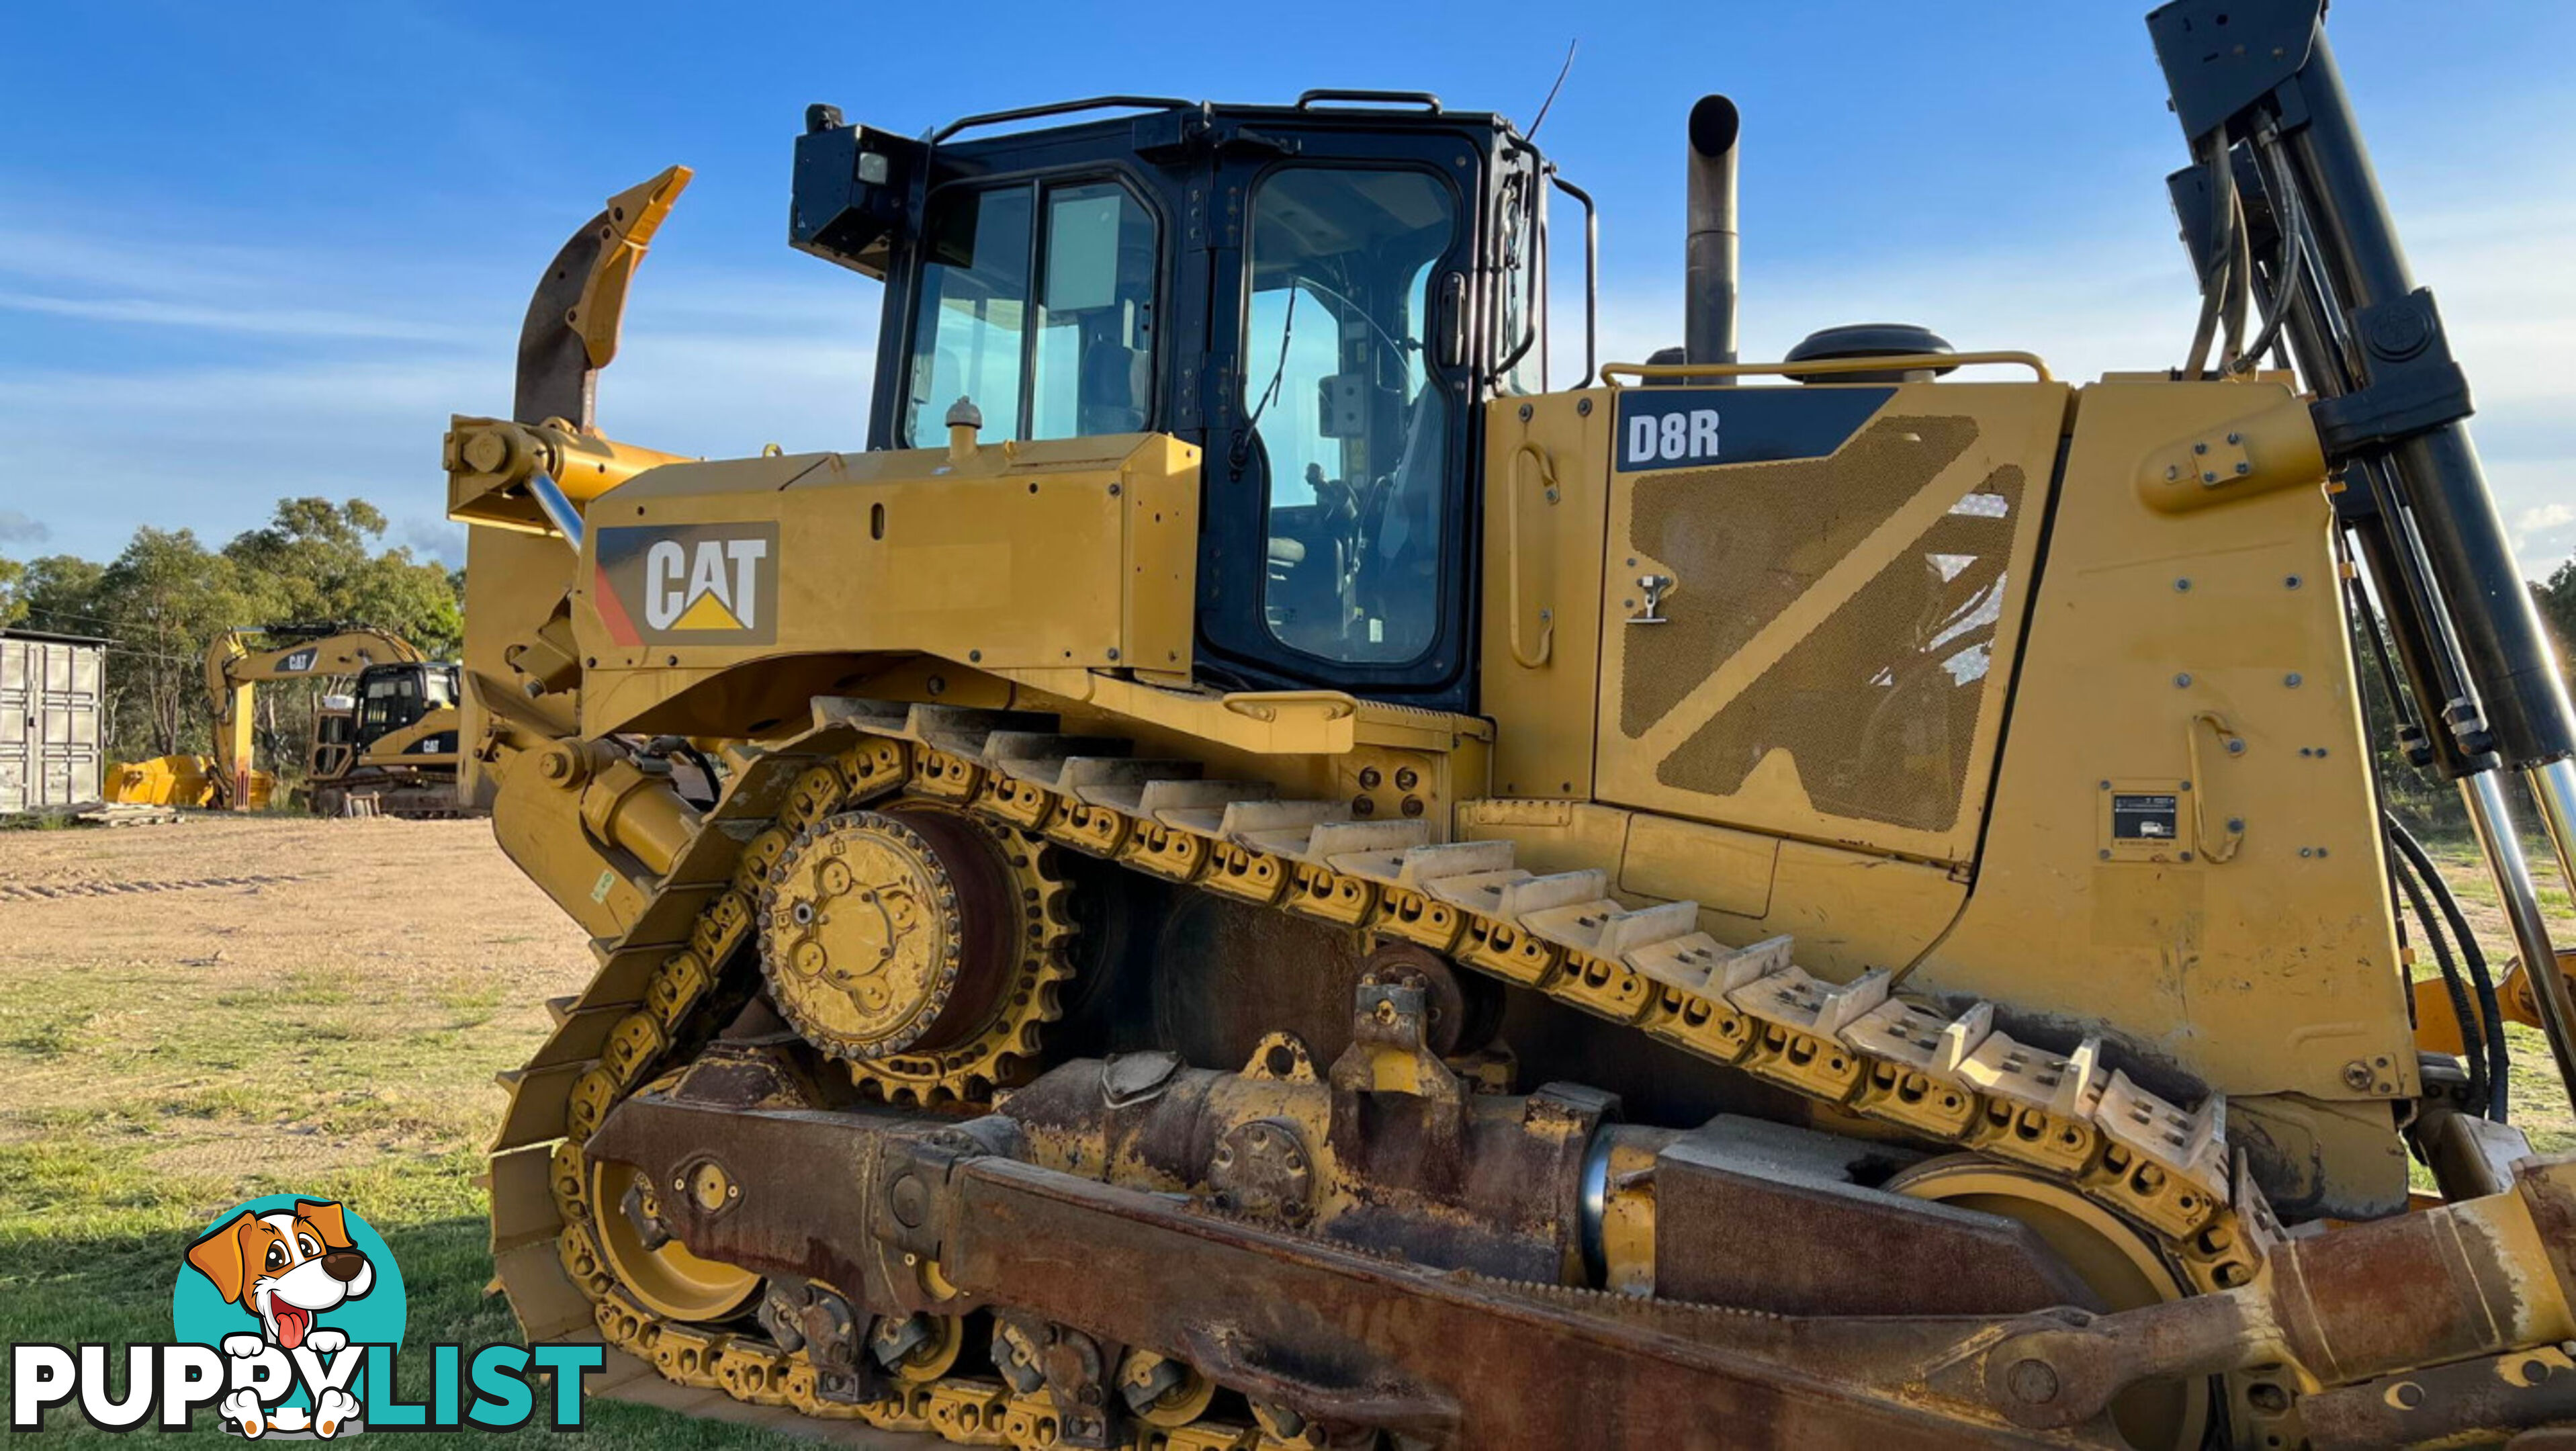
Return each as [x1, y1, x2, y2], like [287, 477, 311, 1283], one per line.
[1685, 93, 1741, 371]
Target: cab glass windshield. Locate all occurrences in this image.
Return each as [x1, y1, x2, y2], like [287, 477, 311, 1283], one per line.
[904, 180, 1157, 444]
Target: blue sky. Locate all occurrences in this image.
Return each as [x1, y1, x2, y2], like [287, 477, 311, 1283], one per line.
[2, 2, 2570, 575]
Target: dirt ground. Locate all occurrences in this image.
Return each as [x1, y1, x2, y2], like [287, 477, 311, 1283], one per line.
[0, 816, 589, 1176]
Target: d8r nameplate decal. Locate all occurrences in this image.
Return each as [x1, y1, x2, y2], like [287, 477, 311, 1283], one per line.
[1613, 386, 1894, 472]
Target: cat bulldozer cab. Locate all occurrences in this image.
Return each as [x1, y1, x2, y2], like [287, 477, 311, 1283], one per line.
[805, 89, 1546, 709]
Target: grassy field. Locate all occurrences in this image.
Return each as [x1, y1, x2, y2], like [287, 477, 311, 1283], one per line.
[2415, 833, 2576, 1156]
[0, 817, 799, 1446]
[1, 815, 2570, 1444]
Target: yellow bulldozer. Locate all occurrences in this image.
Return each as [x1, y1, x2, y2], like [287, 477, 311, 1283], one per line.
[106, 623, 468, 817]
[447, 2, 2576, 1446]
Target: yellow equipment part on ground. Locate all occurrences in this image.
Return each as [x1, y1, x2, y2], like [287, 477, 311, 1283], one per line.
[100, 754, 271, 809]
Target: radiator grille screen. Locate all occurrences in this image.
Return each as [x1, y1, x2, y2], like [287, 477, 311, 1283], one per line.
[1620, 415, 1976, 735]
[1620, 414, 2027, 838]
[1658, 467, 2025, 833]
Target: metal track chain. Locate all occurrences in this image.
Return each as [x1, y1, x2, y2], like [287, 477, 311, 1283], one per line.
[517, 709, 2264, 1449]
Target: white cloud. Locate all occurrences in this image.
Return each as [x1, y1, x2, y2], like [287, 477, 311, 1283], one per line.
[0, 199, 879, 566]
[2520, 502, 2576, 536]
[1, 152, 2568, 579]
[0, 221, 290, 298]
[0, 507, 48, 545]
[0, 289, 481, 344]
[2513, 498, 2576, 570]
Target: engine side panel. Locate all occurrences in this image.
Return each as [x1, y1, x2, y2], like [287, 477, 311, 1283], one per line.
[1922, 375, 2413, 1108]
[568, 434, 1201, 736]
[1593, 381, 2066, 869]
[1474, 373, 2413, 1173]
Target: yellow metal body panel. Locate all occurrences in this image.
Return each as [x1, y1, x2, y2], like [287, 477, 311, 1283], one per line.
[567, 434, 1198, 736]
[1472, 375, 2413, 1108]
[458, 525, 586, 808]
[1479, 392, 1613, 799]
[1916, 377, 2413, 1103]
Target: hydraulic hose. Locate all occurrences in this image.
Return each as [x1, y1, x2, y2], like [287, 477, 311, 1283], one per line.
[2390, 838, 2487, 1117]
[2390, 813, 2511, 1120]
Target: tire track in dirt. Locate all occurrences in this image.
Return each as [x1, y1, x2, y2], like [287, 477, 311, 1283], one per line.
[0, 874, 302, 903]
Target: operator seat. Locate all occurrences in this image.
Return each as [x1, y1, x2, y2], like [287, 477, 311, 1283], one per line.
[1361, 385, 1446, 656]
[1077, 335, 1149, 435]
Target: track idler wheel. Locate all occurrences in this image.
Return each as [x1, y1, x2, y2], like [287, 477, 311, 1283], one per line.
[1891, 1156, 2211, 1451]
[586, 1157, 762, 1322]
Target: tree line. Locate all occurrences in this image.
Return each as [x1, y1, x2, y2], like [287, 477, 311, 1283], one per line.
[2541, 558, 2576, 673]
[1, 498, 463, 778]
[2367, 558, 2576, 836]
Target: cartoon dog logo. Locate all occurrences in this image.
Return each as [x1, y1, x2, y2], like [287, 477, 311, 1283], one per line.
[185, 1200, 374, 1437]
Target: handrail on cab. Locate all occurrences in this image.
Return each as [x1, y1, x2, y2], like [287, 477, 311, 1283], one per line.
[1294, 89, 1443, 112]
[1599, 351, 2053, 388]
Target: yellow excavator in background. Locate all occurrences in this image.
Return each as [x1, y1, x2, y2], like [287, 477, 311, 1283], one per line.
[105, 623, 468, 816]
[443, 1, 2576, 1446]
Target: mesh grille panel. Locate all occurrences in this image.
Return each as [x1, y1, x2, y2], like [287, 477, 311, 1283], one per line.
[1619, 415, 1978, 737]
[1655, 465, 2028, 834]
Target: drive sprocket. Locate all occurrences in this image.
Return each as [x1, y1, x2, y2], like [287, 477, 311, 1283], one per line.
[760, 801, 1071, 1104]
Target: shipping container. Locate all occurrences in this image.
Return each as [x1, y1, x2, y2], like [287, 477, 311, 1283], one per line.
[0, 628, 107, 813]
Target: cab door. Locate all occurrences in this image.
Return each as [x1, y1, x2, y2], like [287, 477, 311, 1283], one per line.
[1594, 380, 2066, 869]
[310, 701, 356, 783]
[1195, 124, 1501, 709]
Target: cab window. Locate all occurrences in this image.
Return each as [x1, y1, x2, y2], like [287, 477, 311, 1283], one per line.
[1243, 167, 1458, 665]
[904, 180, 1156, 445]
[357, 672, 424, 740]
